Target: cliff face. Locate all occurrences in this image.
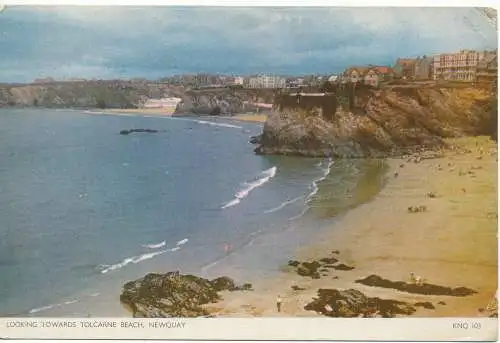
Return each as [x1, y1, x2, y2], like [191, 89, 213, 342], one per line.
[0, 82, 275, 115]
[255, 85, 496, 158]
[173, 88, 275, 115]
[0, 82, 146, 109]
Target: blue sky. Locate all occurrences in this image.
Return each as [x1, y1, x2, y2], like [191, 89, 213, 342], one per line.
[0, 6, 497, 82]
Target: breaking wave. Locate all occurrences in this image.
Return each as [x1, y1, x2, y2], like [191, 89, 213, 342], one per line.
[222, 167, 277, 209]
[176, 238, 188, 246]
[264, 196, 304, 214]
[142, 240, 166, 249]
[98, 238, 188, 274]
[196, 120, 243, 129]
[306, 158, 334, 203]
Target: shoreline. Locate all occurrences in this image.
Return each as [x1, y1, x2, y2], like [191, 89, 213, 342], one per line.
[201, 136, 498, 317]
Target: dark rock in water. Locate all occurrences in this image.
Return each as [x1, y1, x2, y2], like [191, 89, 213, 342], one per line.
[414, 301, 436, 309]
[249, 135, 261, 144]
[332, 250, 340, 255]
[304, 288, 416, 318]
[120, 129, 159, 135]
[288, 260, 300, 267]
[355, 274, 477, 297]
[438, 301, 446, 305]
[291, 285, 306, 291]
[323, 264, 336, 268]
[333, 263, 355, 271]
[120, 272, 251, 318]
[319, 257, 339, 264]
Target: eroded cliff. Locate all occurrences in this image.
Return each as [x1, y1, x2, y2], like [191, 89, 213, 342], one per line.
[255, 85, 497, 158]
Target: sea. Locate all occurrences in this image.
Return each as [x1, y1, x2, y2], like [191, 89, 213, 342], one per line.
[0, 108, 387, 317]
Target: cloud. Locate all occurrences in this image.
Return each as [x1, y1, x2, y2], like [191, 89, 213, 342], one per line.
[0, 6, 496, 82]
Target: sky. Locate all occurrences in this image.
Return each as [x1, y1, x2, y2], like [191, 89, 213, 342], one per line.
[0, 6, 497, 82]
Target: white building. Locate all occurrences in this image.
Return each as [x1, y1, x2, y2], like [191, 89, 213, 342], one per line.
[248, 74, 286, 89]
[233, 76, 245, 85]
[143, 97, 182, 109]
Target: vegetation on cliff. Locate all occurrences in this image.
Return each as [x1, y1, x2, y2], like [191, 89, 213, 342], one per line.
[255, 84, 497, 158]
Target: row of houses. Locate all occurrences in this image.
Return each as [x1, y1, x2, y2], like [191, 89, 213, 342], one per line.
[337, 49, 497, 88]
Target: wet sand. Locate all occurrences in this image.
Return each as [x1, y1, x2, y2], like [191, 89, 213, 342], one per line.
[205, 136, 498, 317]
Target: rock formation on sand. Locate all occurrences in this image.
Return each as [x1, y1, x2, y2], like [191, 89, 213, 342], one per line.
[254, 84, 496, 158]
[355, 274, 477, 296]
[304, 288, 417, 317]
[120, 272, 252, 317]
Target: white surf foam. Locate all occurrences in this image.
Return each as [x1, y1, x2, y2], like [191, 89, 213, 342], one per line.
[222, 167, 277, 209]
[176, 238, 188, 246]
[306, 158, 334, 203]
[63, 299, 79, 305]
[170, 246, 181, 252]
[196, 120, 243, 129]
[99, 249, 170, 274]
[29, 298, 79, 314]
[264, 196, 304, 214]
[142, 240, 166, 249]
[29, 304, 57, 314]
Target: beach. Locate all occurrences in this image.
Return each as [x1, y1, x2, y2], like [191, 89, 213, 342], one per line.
[203, 136, 498, 317]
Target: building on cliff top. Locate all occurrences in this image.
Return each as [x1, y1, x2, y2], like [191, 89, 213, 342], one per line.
[432, 49, 492, 82]
[343, 66, 394, 87]
[393, 58, 417, 79]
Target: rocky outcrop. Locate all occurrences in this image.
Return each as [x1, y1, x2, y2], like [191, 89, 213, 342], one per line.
[255, 84, 496, 158]
[355, 274, 477, 296]
[119, 129, 159, 135]
[304, 288, 417, 317]
[0, 81, 275, 115]
[173, 88, 276, 115]
[120, 272, 252, 318]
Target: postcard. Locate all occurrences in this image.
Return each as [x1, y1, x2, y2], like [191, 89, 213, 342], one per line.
[0, 2, 497, 341]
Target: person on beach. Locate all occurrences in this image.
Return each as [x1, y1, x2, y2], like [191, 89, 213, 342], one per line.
[276, 295, 282, 313]
[223, 243, 233, 254]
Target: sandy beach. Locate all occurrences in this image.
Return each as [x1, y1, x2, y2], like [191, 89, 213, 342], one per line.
[103, 108, 176, 116]
[204, 136, 498, 317]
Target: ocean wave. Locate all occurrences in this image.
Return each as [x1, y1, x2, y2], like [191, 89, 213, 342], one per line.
[176, 238, 188, 246]
[99, 248, 170, 274]
[306, 158, 334, 203]
[264, 196, 303, 214]
[196, 120, 243, 129]
[222, 167, 277, 209]
[142, 240, 166, 249]
[29, 298, 79, 314]
[29, 304, 57, 314]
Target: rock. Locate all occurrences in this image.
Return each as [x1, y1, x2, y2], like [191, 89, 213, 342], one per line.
[438, 301, 446, 305]
[331, 250, 340, 255]
[249, 135, 261, 144]
[319, 257, 339, 264]
[287, 260, 300, 267]
[414, 301, 435, 309]
[304, 288, 416, 318]
[291, 285, 306, 291]
[120, 129, 159, 135]
[333, 263, 355, 271]
[355, 274, 477, 297]
[426, 192, 438, 198]
[120, 272, 251, 317]
[210, 276, 236, 292]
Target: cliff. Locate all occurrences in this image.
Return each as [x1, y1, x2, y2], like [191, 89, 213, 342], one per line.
[0, 81, 274, 115]
[173, 88, 275, 115]
[255, 84, 497, 158]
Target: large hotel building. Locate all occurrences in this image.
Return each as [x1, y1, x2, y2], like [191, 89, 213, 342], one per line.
[432, 50, 491, 81]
